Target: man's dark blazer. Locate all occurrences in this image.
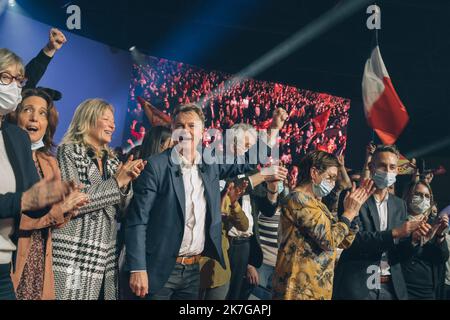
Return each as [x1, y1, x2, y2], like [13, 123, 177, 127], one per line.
[125, 147, 256, 294]
[333, 194, 414, 300]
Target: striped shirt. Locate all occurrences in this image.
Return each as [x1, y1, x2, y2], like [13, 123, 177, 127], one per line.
[258, 209, 281, 267]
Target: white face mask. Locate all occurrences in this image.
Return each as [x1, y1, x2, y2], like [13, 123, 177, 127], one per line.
[0, 82, 22, 115]
[312, 178, 334, 198]
[410, 195, 431, 214]
[31, 138, 45, 151]
[372, 170, 397, 189]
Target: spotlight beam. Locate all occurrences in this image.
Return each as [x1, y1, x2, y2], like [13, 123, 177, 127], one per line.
[130, 47, 147, 65]
[236, 0, 374, 79]
[405, 136, 450, 159]
[200, 0, 375, 105]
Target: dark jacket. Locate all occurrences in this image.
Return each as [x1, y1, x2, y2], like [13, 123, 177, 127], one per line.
[0, 121, 45, 220]
[24, 49, 52, 90]
[0, 121, 50, 269]
[124, 147, 256, 294]
[401, 217, 449, 300]
[333, 194, 414, 300]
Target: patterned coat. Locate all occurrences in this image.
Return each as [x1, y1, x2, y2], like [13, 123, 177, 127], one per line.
[52, 143, 132, 300]
[272, 190, 357, 300]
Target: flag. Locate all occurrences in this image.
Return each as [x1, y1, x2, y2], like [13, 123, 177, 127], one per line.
[137, 96, 171, 127]
[316, 144, 328, 152]
[274, 83, 283, 95]
[257, 119, 273, 129]
[312, 109, 331, 133]
[335, 139, 347, 156]
[397, 154, 415, 175]
[362, 45, 409, 144]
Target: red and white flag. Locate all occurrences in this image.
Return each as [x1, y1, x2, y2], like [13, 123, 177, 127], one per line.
[362, 46, 409, 144]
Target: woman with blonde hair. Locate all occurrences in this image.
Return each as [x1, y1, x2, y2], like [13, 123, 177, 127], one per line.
[52, 98, 146, 300]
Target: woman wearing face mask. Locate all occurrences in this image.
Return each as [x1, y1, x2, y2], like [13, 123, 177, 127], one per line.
[401, 181, 449, 300]
[272, 150, 375, 300]
[7, 88, 89, 300]
[0, 49, 72, 300]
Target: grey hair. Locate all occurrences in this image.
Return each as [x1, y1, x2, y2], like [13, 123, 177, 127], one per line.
[0, 48, 25, 76]
[230, 123, 255, 132]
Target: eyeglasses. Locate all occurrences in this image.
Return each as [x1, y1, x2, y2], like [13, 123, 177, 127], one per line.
[325, 177, 337, 183]
[413, 191, 431, 199]
[0, 72, 28, 88]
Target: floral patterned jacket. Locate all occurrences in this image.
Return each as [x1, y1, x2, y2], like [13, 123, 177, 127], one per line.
[272, 190, 357, 300]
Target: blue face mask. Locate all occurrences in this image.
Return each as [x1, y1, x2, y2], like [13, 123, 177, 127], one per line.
[278, 181, 285, 194]
[373, 170, 396, 189]
[31, 138, 45, 151]
[312, 179, 334, 198]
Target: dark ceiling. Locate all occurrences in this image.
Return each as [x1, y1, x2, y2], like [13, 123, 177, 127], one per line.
[11, 0, 450, 165]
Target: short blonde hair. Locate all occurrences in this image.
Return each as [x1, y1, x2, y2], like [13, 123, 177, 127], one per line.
[62, 98, 115, 154]
[0, 48, 25, 76]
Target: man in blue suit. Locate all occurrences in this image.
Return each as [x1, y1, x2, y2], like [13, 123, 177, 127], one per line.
[125, 104, 287, 299]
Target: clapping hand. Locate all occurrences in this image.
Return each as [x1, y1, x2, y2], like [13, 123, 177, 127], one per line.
[342, 179, 376, 221]
[115, 155, 147, 188]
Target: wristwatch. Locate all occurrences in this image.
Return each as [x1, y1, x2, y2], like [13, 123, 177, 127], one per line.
[266, 187, 278, 195]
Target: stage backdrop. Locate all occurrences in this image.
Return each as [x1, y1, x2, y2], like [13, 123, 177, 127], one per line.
[0, 9, 350, 161]
[124, 55, 351, 166]
[0, 9, 131, 147]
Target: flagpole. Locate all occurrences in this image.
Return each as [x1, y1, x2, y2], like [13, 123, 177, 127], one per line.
[374, 2, 379, 46]
[299, 119, 312, 131]
[370, 3, 379, 144]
